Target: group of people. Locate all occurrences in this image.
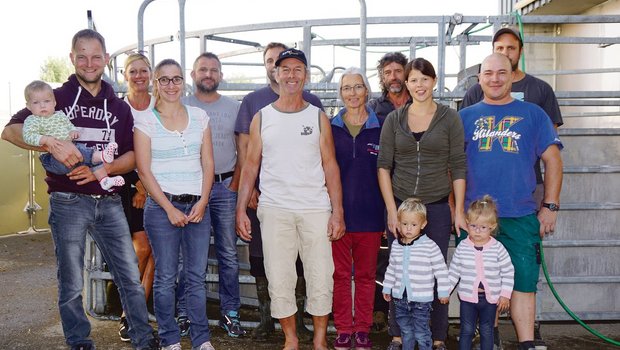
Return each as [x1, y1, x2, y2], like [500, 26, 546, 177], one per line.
[1, 25, 564, 350]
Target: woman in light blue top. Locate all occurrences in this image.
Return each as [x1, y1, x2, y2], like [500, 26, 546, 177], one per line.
[134, 58, 216, 350]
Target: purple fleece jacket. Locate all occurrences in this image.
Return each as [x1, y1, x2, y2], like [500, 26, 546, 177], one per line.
[331, 107, 386, 232]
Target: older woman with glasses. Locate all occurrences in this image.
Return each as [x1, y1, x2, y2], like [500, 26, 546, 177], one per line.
[330, 67, 385, 350]
[133, 59, 216, 350]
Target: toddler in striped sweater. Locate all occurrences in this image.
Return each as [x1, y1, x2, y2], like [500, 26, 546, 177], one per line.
[382, 198, 450, 350]
[448, 195, 514, 350]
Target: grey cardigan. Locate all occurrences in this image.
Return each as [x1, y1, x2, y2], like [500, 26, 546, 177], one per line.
[377, 102, 466, 203]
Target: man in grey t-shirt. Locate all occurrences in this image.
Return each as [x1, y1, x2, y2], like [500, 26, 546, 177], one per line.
[181, 52, 244, 338]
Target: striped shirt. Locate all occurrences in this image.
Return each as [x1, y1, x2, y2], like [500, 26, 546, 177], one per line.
[448, 237, 514, 304]
[133, 105, 209, 196]
[382, 235, 450, 302]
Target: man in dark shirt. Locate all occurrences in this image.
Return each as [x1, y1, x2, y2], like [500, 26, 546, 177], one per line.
[2, 29, 156, 350]
[367, 51, 412, 119]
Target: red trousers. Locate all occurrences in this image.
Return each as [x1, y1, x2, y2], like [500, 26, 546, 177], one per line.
[331, 231, 382, 334]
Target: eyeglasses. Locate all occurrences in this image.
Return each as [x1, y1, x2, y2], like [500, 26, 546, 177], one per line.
[468, 223, 493, 232]
[341, 84, 366, 94]
[157, 76, 184, 86]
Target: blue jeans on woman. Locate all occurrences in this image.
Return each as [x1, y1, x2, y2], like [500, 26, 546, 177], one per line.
[49, 192, 154, 349]
[145, 197, 212, 347]
[394, 298, 433, 350]
[176, 177, 240, 317]
[459, 293, 498, 350]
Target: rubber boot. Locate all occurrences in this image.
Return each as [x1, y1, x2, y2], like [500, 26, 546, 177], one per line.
[295, 276, 314, 343]
[252, 276, 275, 341]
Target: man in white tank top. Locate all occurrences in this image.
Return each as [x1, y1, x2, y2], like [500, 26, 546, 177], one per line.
[236, 48, 345, 350]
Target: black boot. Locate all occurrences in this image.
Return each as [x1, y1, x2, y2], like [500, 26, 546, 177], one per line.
[295, 276, 314, 343]
[252, 276, 275, 341]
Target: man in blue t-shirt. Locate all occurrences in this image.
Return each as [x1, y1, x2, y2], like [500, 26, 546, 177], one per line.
[461, 27, 563, 208]
[459, 53, 563, 350]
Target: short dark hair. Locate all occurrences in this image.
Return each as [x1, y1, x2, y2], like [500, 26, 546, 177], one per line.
[72, 29, 106, 53]
[404, 58, 436, 80]
[193, 52, 221, 70]
[376, 52, 408, 74]
[263, 42, 288, 59]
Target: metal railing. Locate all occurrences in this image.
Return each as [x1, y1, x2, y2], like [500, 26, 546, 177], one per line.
[66, 4, 620, 322]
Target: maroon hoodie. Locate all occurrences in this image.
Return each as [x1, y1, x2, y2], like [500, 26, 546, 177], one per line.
[8, 74, 134, 195]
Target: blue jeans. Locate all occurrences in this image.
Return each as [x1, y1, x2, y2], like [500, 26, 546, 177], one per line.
[394, 298, 433, 350]
[209, 177, 240, 314]
[459, 293, 498, 350]
[176, 177, 240, 316]
[145, 197, 211, 347]
[48, 192, 153, 349]
[40, 143, 102, 175]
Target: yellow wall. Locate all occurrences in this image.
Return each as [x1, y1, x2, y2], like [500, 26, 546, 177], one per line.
[0, 142, 50, 235]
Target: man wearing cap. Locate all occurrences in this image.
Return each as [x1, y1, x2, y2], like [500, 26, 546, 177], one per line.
[460, 53, 563, 350]
[235, 42, 324, 342]
[236, 48, 345, 350]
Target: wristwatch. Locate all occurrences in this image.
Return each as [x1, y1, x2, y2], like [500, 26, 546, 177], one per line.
[542, 202, 560, 211]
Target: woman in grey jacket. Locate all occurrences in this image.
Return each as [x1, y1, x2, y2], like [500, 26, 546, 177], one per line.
[377, 57, 467, 350]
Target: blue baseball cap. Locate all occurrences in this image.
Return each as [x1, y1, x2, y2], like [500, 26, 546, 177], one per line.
[275, 48, 308, 67]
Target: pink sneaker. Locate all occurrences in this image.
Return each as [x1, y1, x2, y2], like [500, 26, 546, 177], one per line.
[100, 176, 125, 190]
[354, 332, 372, 350]
[101, 142, 118, 163]
[333, 333, 353, 350]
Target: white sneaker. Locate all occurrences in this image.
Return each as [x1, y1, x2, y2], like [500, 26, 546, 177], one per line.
[162, 343, 182, 350]
[193, 341, 215, 350]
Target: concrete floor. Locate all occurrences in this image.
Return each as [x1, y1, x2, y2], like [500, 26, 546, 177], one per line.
[1, 231, 619, 349]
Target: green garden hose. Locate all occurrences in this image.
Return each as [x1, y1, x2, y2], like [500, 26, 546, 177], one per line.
[540, 244, 620, 346]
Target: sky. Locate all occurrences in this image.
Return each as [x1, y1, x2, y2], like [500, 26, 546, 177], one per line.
[0, 0, 499, 123]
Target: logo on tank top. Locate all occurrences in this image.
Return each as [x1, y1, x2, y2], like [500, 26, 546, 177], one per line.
[301, 125, 314, 135]
[473, 116, 522, 153]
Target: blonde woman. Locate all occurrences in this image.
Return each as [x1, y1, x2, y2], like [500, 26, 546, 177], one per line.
[117, 53, 157, 342]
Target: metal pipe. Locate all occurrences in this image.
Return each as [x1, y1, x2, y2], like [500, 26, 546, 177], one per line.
[359, 0, 367, 73]
[137, 0, 156, 53]
[178, 0, 186, 76]
[302, 26, 313, 68]
[437, 16, 446, 93]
